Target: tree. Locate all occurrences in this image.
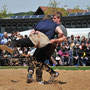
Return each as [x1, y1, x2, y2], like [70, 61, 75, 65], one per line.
[49, 0, 60, 8]
[13, 11, 35, 16]
[74, 5, 80, 10]
[87, 5, 90, 11]
[45, 0, 69, 16]
[45, 0, 60, 15]
[0, 5, 12, 18]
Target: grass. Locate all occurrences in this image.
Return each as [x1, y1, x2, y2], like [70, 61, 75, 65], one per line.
[51, 66, 90, 70]
[0, 66, 90, 70]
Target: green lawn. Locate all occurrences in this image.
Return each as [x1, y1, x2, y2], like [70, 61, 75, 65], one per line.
[0, 66, 90, 70]
[51, 66, 90, 70]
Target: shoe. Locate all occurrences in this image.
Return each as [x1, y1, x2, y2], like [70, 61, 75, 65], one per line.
[38, 81, 44, 84]
[27, 74, 33, 83]
[55, 72, 59, 77]
[27, 70, 33, 83]
[49, 71, 59, 82]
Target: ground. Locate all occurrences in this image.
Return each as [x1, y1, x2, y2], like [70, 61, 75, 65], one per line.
[0, 69, 90, 90]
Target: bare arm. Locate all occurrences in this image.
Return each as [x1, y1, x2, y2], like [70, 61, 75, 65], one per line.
[50, 26, 67, 44]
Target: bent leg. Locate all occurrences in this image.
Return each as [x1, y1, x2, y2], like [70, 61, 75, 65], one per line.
[43, 63, 55, 74]
[36, 62, 43, 82]
[43, 63, 59, 82]
[35, 61, 57, 82]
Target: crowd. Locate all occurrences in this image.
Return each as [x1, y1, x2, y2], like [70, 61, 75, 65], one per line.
[0, 31, 90, 66]
[51, 35, 90, 66]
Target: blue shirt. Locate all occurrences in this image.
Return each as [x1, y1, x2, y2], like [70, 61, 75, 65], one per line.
[34, 20, 57, 40]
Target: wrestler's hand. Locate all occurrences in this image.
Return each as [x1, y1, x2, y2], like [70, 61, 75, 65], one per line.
[49, 39, 56, 44]
[35, 31, 40, 34]
[29, 29, 35, 36]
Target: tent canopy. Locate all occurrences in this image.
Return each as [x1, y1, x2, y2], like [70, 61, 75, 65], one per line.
[19, 28, 90, 38]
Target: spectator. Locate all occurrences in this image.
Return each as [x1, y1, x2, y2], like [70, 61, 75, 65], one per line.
[81, 36, 86, 44]
[9, 31, 17, 41]
[58, 44, 70, 65]
[51, 48, 63, 66]
[73, 43, 80, 66]
[70, 35, 75, 44]
[1, 32, 9, 44]
[65, 42, 70, 50]
[75, 36, 81, 45]
[79, 43, 88, 66]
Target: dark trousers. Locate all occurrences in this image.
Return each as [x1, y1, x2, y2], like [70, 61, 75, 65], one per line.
[12, 38, 56, 60]
[33, 44, 56, 61]
[30, 44, 56, 82]
[12, 38, 34, 47]
[12, 38, 56, 81]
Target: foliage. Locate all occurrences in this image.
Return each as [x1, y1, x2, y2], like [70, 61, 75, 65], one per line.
[13, 11, 35, 16]
[49, 0, 60, 8]
[51, 66, 90, 70]
[87, 5, 90, 11]
[45, 0, 69, 16]
[0, 5, 12, 18]
[45, 0, 60, 15]
[0, 5, 35, 18]
[74, 5, 80, 10]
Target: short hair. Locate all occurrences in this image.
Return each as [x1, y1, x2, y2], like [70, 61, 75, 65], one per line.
[53, 12, 62, 20]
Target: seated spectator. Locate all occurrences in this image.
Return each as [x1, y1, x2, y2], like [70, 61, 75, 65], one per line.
[68, 48, 73, 66]
[81, 36, 86, 44]
[75, 36, 81, 45]
[58, 44, 70, 65]
[51, 48, 63, 66]
[79, 43, 88, 66]
[65, 42, 73, 66]
[1, 32, 9, 45]
[0, 35, 3, 45]
[70, 35, 75, 44]
[9, 31, 17, 41]
[0, 50, 11, 66]
[65, 42, 70, 50]
[84, 43, 90, 65]
[73, 43, 80, 66]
